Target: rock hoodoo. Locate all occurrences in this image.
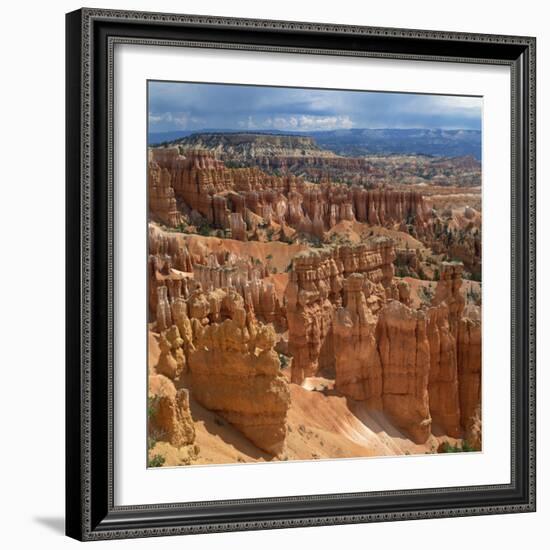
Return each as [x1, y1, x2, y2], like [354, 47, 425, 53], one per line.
[333, 273, 382, 402]
[377, 301, 432, 443]
[148, 220, 482, 452]
[148, 374, 196, 449]
[148, 148, 433, 240]
[188, 293, 290, 455]
[282, 243, 480, 444]
[145, 135, 483, 465]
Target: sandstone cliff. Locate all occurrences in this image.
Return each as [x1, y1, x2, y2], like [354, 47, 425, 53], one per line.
[148, 158, 182, 227]
[148, 374, 196, 449]
[333, 274, 382, 403]
[149, 273, 291, 456]
[187, 291, 290, 455]
[285, 239, 395, 385]
[148, 148, 434, 241]
[146, 217, 482, 461]
[458, 304, 482, 445]
[284, 242, 480, 445]
[377, 300, 432, 443]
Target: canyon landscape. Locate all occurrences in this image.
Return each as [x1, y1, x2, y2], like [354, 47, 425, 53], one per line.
[147, 82, 482, 467]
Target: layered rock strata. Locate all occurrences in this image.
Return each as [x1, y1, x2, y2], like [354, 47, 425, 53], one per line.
[426, 304, 461, 437]
[457, 304, 482, 441]
[292, 247, 482, 445]
[377, 301, 432, 443]
[148, 225, 285, 327]
[333, 274, 382, 403]
[285, 239, 396, 385]
[148, 374, 196, 449]
[187, 291, 290, 454]
[148, 156, 182, 227]
[148, 147, 433, 239]
[150, 285, 291, 455]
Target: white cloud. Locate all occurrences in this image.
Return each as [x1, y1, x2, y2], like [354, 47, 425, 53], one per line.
[239, 114, 354, 131]
[243, 116, 258, 129]
[148, 112, 173, 124]
[148, 111, 201, 129]
[400, 95, 482, 119]
[294, 115, 354, 130]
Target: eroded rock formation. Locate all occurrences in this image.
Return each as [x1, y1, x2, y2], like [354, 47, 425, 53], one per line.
[333, 274, 382, 403]
[187, 291, 290, 455]
[377, 301, 432, 443]
[148, 155, 182, 227]
[426, 304, 461, 437]
[285, 249, 337, 384]
[168, 132, 481, 188]
[147, 221, 482, 456]
[148, 266, 291, 455]
[285, 239, 396, 385]
[283, 241, 481, 445]
[148, 148, 434, 239]
[148, 224, 285, 328]
[148, 374, 196, 448]
[458, 304, 482, 440]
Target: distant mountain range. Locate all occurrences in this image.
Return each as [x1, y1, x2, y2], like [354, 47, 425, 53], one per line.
[149, 130, 197, 144]
[148, 128, 481, 160]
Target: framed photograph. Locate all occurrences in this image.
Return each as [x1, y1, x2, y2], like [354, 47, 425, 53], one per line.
[65, 8, 536, 541]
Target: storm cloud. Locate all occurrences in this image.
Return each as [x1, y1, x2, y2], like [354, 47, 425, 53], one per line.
[148, 81, 482, 133]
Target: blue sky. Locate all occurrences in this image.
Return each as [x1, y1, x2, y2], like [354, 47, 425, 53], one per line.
[148, 81, 482, 133]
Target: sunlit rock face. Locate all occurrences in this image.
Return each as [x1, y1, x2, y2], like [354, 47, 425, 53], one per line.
[376, 300, 432, 443]
[458, 304, 482, 448]
[148, 148, 434, 241]
[186, 292, 290, 455]
[333, 274, 382, 403]
[285, 239, 395, 386]
[145, 137, 483, 463]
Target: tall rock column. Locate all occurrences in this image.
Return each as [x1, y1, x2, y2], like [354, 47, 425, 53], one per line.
[427, 304, 462, 437]
[427, 262, 465, 437]
[187, 292, 290, 455]
[285, 250, 336, 385]
[148, 374, 196, 449]
[148, 161, 182, 227]
[229, 212, 247, 241]
[458, 304, 482, 448]
[377, 300, 432, 443]
[432, 262, 465, 335]
[333, 274, 382, 404]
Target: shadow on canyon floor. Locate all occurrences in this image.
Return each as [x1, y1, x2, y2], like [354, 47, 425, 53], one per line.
[188, 395, 273, 462]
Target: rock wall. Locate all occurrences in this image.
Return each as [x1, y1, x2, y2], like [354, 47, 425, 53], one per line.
[148, 374, 196, 449]
[288, 248, 481, 445]
[149, 284, 291, 456]
[285, 239, 395, 385]
[458, 305, 482, 440]
[285, 248, 342, 384]
[426, 304, 461, 437]
[377, 301, 432, 443]
[187, 291, 290, 455]
[149, 147, 433, 240]
[148, 224, 284, 327]
[333, 274, 382, 403]
[148, 159, 182, 227]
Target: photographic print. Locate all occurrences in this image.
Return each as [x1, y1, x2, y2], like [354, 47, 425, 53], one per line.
[146, 81, 482, 468]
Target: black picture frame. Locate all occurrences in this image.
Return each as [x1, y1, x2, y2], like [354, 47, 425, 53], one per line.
[66, 7, 536, 541]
